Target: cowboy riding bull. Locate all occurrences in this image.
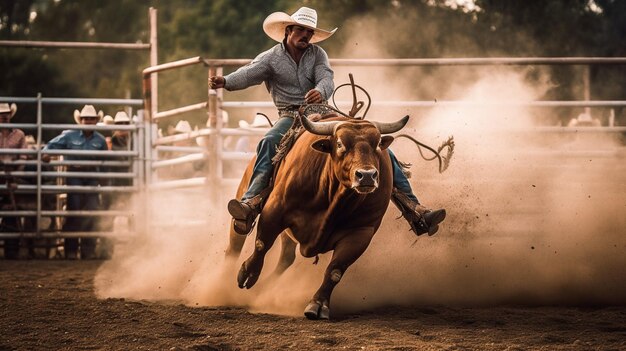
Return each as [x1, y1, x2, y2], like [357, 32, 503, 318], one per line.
[225, 113, 443, 319]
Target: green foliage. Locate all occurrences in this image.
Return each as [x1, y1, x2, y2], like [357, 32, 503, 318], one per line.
[0, 0, 624, 127]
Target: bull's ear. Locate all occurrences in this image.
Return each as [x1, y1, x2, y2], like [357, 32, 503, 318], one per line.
[380, 135, 394, 150]
[311, 139, 332, 153]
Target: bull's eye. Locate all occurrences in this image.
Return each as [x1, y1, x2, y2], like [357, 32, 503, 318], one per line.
[336, 140, 343, 149]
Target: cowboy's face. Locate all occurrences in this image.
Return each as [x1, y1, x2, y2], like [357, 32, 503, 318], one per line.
[286, 25, 314, 50]
[80, 116, 99, 125]
[115, 121, 130, 135]
[0, 113, 10, 124]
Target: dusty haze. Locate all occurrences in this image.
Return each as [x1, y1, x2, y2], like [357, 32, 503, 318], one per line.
[95, 17, 626, 317]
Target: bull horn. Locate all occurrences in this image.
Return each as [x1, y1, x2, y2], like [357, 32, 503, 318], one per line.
[301, 116, 342, 136]
[371, 115, 410, 134]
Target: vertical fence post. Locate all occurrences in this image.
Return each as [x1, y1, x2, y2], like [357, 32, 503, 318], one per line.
[35, 93, 43, 237]
[207, 67, 218, 166]
[215, 66, 224, 184]
[134, 110, 144, 236]
[149, 7, 158, 118]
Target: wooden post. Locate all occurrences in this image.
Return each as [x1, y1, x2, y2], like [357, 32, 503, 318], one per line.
[149, 7, 158, 117]
[207, 66, 217, 127]
[142, 75, 152, 122]
[207, 67, 219, 191]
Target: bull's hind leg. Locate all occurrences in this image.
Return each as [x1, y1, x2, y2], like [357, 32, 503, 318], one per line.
[225, 224, 247, 262]
[304, 227, 375, 320]
[270, 233, 297, 279]
[236, 212, 285, 289]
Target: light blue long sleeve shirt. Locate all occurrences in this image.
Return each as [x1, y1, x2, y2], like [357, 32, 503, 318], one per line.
[44, 130, 108, 161]
[224, 42, 334, 113]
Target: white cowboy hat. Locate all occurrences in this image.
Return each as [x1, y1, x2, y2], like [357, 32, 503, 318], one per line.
[101, 115, 114, 125]
[73, 105, 103, 124]
[174, 120, 192, 134]
[0, 103, 17, 119]
[239, 113, 271, 128]
[114, 111, 131, 124]
[263, 7, 337, 44]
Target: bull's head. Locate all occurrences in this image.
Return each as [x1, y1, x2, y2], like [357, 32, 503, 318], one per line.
[302, 116, 409, 194]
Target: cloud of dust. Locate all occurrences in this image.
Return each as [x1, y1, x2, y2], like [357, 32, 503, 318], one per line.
[331, 68, 626, 313]
[94, 185, 330, 317]
[325, 16, 626, 312]
[95, 13, 626, 317]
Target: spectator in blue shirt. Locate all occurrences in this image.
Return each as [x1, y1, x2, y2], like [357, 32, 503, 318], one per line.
[43, 105, 108, 259]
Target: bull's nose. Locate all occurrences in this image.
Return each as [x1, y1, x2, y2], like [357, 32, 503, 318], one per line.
[355, 168, 379, 186]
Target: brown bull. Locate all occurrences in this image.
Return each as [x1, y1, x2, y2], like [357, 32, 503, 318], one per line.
[225, 114, 409, 319]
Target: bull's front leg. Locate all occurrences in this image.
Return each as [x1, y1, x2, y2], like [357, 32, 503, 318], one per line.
[237, 212, 285, 289]
[304, 227, 375, 320]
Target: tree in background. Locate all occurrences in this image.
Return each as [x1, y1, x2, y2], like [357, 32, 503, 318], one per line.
[1, 0, 625, 127]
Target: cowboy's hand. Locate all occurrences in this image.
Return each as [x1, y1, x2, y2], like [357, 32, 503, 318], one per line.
[41, 154, 51, 163]
[305, 89, 323, 104]
[209, 76, 225, 89]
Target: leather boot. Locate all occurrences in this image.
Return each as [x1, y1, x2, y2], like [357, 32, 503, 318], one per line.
[391, 189, 446, 236]
[227, 199, 260, 235]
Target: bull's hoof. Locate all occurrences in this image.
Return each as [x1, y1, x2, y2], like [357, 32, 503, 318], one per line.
[304, 300, 330, 320]
[237, 262, 260, 289]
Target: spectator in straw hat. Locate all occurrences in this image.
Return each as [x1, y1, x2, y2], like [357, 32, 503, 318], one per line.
[101, 111, 133, 258]
[98, 114, 115, 149]
[111, 111, 132, 151]
[0, 103, 27, 259]
[0, 103, 26, 164]
[235, 113, 271, 152]
[42, 105, 108, 259]
[209, 7, 445, 237]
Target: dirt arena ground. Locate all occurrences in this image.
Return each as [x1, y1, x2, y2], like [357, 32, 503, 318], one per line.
[3, 72, 626, 350]
[0, 260, 624, 351]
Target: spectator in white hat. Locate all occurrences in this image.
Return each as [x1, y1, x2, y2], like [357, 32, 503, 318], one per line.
[0, 103, 26, 259]
[42, 105, 108, 259]
[111, 111, 132, 151]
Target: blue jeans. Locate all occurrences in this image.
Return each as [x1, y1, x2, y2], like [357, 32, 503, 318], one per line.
[242, 117, 419, 204]
[64, 177, 100, 254]
[242, 116, 295, 200]
[388, 149, 419, 203]
[65, 177, 100, 231]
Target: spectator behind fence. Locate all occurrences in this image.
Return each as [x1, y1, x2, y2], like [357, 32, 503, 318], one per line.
[567, 112, 601, 127]
[98, 114, 115, 150]
[42, 105, 108, 260]
[99, 111, 133, 258]
[0, 103, 26, 259]
[160, 120, 197, 180]
[110, 112, 133, 210]
[235, 113, 272, 152]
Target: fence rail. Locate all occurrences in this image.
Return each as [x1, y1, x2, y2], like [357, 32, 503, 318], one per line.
[3, 54, 626, 257]
[0, 95, 142, 247]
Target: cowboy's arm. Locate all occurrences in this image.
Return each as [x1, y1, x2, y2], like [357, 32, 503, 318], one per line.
[312, 47, 334, 101]
[42, 132, 68, 162]
[222, 51, 272, 91]
[17, 132, 27, 159]
[209, 59, 270, 91]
